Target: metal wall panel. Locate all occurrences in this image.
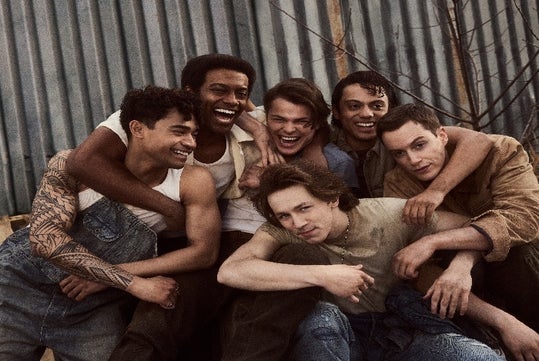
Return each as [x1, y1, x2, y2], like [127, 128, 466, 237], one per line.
[0, 0, 537, 216]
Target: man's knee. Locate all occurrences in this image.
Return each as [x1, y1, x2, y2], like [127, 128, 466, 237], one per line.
[296, 302, 353, 342]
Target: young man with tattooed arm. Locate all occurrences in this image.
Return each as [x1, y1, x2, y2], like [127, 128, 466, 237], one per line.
[0, 86, 220, 361]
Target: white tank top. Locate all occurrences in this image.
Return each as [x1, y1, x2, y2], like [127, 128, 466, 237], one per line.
[99, 111, 235, 198]
[78, 168, 183, 232]
[192, 137, 235, 198]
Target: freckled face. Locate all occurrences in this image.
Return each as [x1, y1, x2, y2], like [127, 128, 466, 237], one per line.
[382, 121, 448, 182]
[268, 185, 341, 244]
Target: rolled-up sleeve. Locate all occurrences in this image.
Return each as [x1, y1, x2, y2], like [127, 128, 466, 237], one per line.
[469, 138, 539, 261]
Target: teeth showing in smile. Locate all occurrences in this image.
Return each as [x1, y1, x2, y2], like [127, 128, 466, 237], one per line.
[215, 108, 236, 116]
[172, 149, 189, 156]
[281, 136, 299, 142]
[355, 122, 374, 128]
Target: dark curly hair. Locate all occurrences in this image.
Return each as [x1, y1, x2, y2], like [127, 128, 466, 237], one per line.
[119, 85, 201, 138]
[331, 71, 399, 128]
[180, 53, 256, 94]
[263, 78, 331, 130]
[251, 160, 359, 227]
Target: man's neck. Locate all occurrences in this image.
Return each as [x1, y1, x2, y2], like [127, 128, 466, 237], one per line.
[327, 210, 350, 241]
[193, 127, 228, 163]
[344, 134, 376, 152]
[124, 148, 168, 187]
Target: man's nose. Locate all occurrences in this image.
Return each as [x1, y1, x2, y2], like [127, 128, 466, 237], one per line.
[408, 152, 421, 165]
[292, 214, 307, 229]
[223, 91, 240, 105]
[358, 106, 373, 118]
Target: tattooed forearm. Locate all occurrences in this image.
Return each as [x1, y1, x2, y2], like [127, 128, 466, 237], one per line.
[30, 150, 79, 257]
[50, 241, 133, 289]
[29, 150, 134, 290]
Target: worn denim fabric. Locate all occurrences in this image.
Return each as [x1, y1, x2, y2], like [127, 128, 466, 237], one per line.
[293, 285, 505, 361]
[292, 301, 361, 361]
[0, 197, 157, 361]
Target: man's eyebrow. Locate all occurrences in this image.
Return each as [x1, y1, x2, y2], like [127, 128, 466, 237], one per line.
[388, 136, 426, 151]
[170, 124, 195, 131]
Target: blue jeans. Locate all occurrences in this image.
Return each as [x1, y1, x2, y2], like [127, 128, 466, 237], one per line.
[0, 198, 157, 361]
[293, 285, 506, 361]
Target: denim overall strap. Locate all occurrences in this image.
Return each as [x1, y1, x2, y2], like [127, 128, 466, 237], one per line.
[0, 197, 158, 361]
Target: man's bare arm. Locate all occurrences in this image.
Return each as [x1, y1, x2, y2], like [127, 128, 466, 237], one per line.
[67, 127, 185, 229]
[31, 150, 179, 307]
[217, 229, 374, 303]
[392, 210, 490, 280]
[401, 127, 493, 225]
[235, 110, 283, 166]
[120, 166, 221, 276]
[466, 293, 539, 360]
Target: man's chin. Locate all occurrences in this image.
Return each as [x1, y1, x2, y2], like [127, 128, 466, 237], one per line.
[210, 121, 235, 134]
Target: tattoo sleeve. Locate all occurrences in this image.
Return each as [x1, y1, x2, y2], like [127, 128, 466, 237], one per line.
[29, 150, 134, 290]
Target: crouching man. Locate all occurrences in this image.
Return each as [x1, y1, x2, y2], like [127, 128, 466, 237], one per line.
[218, 161, 517, 360]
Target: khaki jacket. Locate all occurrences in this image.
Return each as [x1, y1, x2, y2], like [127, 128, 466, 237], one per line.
[384, 134, 539, 262]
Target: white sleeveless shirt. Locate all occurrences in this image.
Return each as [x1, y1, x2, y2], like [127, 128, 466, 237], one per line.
[78, 168, 183, 233]
[98, 110, 235, 198]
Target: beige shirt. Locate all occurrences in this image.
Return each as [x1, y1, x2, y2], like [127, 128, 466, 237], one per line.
[261, 197, 437, 314]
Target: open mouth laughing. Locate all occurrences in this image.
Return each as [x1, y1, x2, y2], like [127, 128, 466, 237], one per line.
[214, 108, 237, 123]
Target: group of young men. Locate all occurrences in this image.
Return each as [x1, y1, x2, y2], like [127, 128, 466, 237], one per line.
[0, 53, 537, 361]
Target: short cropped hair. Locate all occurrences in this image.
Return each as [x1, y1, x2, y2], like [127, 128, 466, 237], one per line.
[119, 85, 201, 138]
[251, 161, 359, 227]
[376, 103, 441, 141]
[263, 78, 331, 130]
[180, 53, 256, 93]
[331, 71, 399, 128]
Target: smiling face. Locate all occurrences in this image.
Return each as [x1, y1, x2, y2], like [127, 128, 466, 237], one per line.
[198, 68, 249, 134]
[135, 109, 198, 170]
[267, 184, 344, 244]
[267, 98, 318, 160]
[333, 83, 389, 150]
[381, 120, 448, 182]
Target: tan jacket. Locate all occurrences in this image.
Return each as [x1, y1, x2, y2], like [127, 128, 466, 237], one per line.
[384, 134, 539, 262]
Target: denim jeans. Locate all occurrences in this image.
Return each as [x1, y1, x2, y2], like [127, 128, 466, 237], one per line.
[293, 285, 506, 361]
[0, 197, 157, 361]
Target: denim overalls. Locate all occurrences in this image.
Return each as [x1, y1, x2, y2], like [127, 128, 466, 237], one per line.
[0, 197, 157, 361]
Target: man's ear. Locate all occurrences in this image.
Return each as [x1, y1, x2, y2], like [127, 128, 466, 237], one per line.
[129, 120, 145, 139]
[329, 197, 339, 208]
[438, 127, 449, 146]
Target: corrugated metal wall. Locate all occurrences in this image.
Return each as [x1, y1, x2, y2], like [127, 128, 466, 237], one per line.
[1, 0, 538, 216]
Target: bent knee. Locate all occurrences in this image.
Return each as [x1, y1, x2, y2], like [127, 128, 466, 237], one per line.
[296, 302, 352, 341]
